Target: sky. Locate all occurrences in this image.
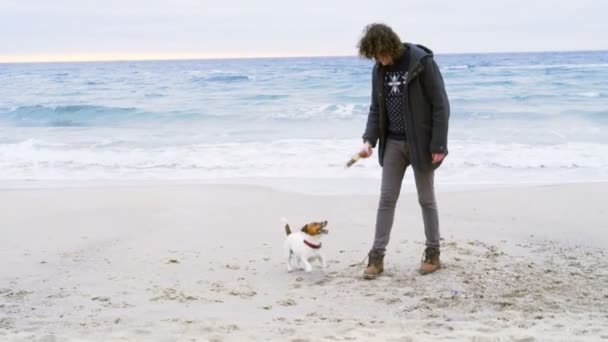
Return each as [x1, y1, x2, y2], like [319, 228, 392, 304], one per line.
[1, 0, 607, 62]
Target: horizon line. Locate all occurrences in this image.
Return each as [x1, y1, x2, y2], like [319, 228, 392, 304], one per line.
[1, 48, 606, 65]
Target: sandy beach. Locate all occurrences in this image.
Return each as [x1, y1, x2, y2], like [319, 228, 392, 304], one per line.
[1, 182, 607, 341]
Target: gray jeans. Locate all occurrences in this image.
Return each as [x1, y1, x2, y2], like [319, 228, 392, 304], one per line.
[372, 139, 440, 254]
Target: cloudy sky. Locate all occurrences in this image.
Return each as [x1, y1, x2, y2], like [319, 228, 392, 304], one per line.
[1, 0, 606, 62]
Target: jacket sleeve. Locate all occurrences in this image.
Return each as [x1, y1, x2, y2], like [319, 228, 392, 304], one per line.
[421, 57, 450, 154]
[362, 65, 380, 148]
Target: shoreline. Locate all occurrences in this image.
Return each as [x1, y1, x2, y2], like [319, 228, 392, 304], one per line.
[1, 178, 606, 196]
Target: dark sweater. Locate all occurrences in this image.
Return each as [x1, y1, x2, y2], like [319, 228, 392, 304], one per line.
[382, 49, 410, 140]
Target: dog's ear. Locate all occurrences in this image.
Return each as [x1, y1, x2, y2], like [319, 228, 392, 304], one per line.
[300, 224, 309, 234]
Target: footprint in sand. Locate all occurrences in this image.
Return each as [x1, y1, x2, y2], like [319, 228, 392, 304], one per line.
[375, 297, 402, 305]
[1, 289, 33, 299]
[150, 288, 198, 302]
[91, 296, 111, 302]
[91, 296, 134, 309]
[228, 289, 257, 299]
[0, 318, 14, 329]
[277, 299, 297, 306]
[424, 321, 455, 331]
[209, 282, 225, 293]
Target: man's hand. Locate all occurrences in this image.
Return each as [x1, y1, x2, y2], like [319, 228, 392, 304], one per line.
[360, 141, 373, 158]
[431, 153, 445, 164]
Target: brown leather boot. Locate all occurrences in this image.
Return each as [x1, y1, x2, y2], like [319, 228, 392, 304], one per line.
[363, 251, 384, 280]
[420, 247, 441, 275]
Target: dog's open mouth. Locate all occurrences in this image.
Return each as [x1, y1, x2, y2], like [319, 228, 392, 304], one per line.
[321, 229, 329, 234]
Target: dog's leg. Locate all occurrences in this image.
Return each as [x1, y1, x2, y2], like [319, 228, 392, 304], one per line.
[285, 247, 294, 272]
[301, 257, 313, 272]
[318, 254, 327, 270]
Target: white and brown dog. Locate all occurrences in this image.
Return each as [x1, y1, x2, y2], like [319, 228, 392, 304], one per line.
[283, 219, 328, 272]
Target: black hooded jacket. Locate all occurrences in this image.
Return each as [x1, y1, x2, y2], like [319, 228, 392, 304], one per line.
[362, 43, 450, 171]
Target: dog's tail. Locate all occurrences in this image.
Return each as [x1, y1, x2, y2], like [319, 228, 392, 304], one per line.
[281, 217, 292, 235]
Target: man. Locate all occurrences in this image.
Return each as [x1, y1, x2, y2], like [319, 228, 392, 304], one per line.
[357, 23, 450, 278]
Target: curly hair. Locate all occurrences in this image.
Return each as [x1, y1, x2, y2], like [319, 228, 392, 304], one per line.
[357, 23, 404, 60]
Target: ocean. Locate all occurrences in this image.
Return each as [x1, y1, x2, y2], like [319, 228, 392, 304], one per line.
[1, 50, 607, 190]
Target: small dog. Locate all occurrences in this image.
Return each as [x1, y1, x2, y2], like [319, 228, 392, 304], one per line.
[283, 219, 328, 272]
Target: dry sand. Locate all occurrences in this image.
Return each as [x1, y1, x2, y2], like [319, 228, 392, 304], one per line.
[1, 182, 607, 341]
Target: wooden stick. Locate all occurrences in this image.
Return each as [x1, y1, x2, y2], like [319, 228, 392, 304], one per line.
[345, 153, 363, 168]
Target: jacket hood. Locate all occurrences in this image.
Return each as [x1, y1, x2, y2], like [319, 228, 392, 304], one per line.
[405, 43, 433, 69]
